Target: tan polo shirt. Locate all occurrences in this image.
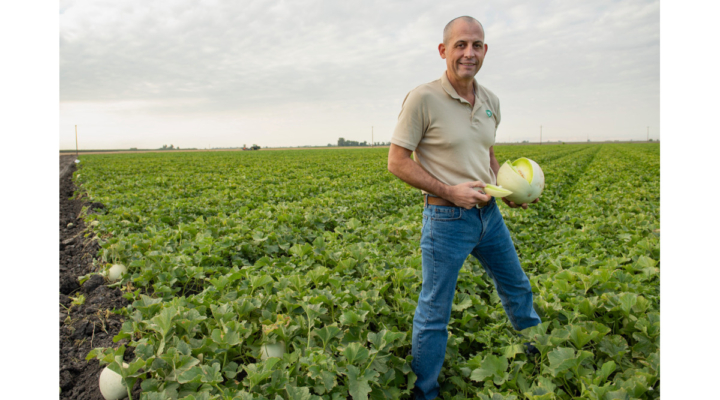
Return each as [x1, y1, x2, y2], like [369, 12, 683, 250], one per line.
[391, 71, 501, 195]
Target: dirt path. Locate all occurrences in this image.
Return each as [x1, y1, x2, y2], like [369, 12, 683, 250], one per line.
[59, 156, 140, 399]
[60, 155, 76, 180]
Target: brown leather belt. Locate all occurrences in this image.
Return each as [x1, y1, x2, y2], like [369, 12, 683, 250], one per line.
[424, 194, 490, 208]
[424, 195, 458, 207]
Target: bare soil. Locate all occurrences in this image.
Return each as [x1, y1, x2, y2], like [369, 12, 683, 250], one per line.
[59, 155, 141, 399]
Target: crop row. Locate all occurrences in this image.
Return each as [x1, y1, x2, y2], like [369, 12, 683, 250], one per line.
[498, 144, 660, 399]
[75, 144, 659, 400]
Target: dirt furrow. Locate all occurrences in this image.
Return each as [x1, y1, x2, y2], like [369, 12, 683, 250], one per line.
[59, 155, 140, 399]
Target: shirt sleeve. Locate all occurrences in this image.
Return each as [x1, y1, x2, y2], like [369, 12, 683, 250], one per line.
[494, 97, 501, 131]
[391, 89, 427, 152]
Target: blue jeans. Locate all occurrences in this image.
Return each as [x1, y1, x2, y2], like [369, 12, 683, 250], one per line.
[411, 198, 542, 399]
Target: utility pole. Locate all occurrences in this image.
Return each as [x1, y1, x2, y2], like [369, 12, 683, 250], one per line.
[540, 125, 542, 145]
[75, 125, 79, 159]
[647, 126, 649, 141]
[372, 126, 374, 148]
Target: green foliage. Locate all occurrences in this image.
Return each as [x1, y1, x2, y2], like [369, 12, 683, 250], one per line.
[77, 144, 660, 399]
[70, 294, 86, 306]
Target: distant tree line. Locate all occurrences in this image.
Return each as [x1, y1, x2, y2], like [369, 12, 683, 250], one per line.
[159, 144, 180, 150]
[338, 138, 367, 146]
[336, 138, 390, 147]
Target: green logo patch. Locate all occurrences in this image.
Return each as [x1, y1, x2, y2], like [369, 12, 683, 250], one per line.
[486, 110, 492, 117]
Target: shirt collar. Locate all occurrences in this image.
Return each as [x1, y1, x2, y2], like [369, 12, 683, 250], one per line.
[440, 71, 483, 108]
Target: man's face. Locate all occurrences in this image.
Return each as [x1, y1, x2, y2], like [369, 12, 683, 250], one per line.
[439, 20, 488, 83]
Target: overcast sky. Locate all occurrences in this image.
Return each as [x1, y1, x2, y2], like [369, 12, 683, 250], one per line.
[59, 0, 659, 149]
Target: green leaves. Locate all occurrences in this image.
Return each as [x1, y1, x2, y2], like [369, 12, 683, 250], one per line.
[343, 343, 370, 365]
[500, 344, 526, 359]
[148, 306, 176, 335]
[176, 365, 203, 384]
[597, 360, 617, 384]
[522, 376, 557, 400]
[346, 365, 377, 400]
[599, 335, 629, 361]
[285, 385, 313, 400]
[243, 358, 281, 389]
[76, 144, 659, 399]
[249, 274, 274, 295]
[470, 355, 509, 385]
[568, 324, 594, 348]
[367, 329, 405, 352]
[339, 309, 369, 326]
[617, 293, 638, 317]
[567, 322, 608, 349]
[315, 325, 342, 350]
[452, 293, 473, 312]
[546, 347, 594, 379]
[210, 327, 240, 347]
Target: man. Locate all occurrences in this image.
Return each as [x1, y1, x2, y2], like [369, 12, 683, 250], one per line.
[387, 16, 542, 400]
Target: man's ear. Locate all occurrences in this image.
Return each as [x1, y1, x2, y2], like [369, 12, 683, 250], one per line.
[438, 43, 446, 59]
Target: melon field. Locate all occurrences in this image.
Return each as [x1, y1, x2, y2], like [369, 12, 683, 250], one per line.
[67, 143, 659, 400]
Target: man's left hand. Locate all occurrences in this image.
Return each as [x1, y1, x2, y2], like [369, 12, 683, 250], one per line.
[502, 196, 540, 210]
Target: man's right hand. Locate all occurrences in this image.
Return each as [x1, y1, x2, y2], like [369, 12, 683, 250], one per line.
[447, 181, 492, 209]
[388, 145, 492, 209]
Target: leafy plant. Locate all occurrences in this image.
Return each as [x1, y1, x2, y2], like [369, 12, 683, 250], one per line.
[76, 144, 660, 399]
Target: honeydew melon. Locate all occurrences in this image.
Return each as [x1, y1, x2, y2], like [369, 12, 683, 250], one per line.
[108, 264, 128, 282]
[98, 363, 128, 400]
[496, 158, 545, 204]
[480, 184, 513, 198]
[260, 341, 285, 360]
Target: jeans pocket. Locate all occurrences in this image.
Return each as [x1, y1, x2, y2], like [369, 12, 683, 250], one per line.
[430, 205, 463, 221]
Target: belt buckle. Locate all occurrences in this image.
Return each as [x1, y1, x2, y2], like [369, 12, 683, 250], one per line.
[475, 188, 487, 209]
[476, 198, 492, 209]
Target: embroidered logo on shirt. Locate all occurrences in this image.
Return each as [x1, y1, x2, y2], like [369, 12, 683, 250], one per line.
[486, 110, 493, 117]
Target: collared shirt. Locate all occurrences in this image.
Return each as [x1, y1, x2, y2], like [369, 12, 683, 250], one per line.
[391, 71, 501, 194]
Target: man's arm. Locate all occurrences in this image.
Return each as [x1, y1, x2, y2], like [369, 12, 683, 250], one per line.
[489, 146, 500, 178]
[387, 144, 491, 209]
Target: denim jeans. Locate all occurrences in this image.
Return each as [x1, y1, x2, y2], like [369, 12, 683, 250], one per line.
[411, 198, 542, 400]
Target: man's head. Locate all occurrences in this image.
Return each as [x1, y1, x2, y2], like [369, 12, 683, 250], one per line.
[439, 16, 488, 84]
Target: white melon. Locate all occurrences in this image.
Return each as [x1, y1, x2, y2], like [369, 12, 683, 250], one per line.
[108, 264, 128, 282]
[98, 363, 128, 400]
[496, 158, 545, 204]
[260, 341, 285, 360]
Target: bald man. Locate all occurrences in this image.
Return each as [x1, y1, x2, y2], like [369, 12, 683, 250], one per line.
[388, 16, 542, 399]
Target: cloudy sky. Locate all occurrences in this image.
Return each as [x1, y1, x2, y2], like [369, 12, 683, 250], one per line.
[59, 0, 659, 149]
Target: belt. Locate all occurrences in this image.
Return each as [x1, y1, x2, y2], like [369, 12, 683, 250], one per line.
[424, 194, 491, 209]
[424, 195, 458, 207]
